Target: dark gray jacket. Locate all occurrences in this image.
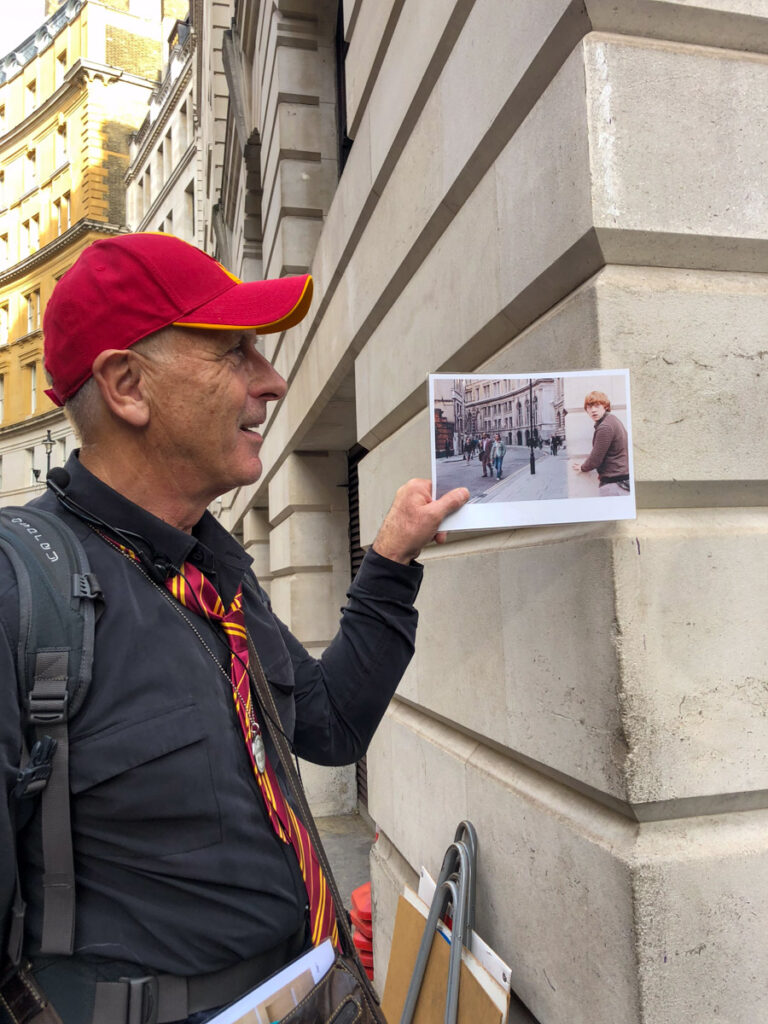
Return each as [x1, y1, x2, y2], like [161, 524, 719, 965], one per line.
[0, 455, 421, 975]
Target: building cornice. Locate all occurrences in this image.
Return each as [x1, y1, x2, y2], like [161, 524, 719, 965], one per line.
[221, 26, 249, 152]
[0, 405, 64, 443]
[463, 377, 556, 410]
[0, 219, 125, 287]
[126, 59, 195, 182]
[0, 0, 85, 84]
[0, 58, 156, 155]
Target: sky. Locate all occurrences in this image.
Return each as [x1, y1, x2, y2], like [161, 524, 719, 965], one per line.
[2, 0, 48, 55]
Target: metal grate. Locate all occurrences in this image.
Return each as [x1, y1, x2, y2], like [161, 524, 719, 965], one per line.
[347, 444, 368, 805]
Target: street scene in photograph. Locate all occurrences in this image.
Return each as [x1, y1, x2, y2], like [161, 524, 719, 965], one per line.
[430, 371, 635, 531]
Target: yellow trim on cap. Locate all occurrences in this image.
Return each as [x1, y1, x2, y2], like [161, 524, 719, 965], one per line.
[175, 275, 313, 334]
[218, 264, 243, 285]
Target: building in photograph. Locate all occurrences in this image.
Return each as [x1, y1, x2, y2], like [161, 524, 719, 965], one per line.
[463, 376, 563, 448]
[0, 0, 179, 506]
[432, 377, 463, 456]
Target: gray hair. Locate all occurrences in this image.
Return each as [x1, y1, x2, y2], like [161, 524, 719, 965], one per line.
[56, 328, 177, 442]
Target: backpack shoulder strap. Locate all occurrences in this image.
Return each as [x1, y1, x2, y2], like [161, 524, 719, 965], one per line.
[0, 506, 101, 961]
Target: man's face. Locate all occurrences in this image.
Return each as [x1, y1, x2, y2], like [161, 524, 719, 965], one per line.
[142, 327, 287, 503]
[586, 403, 607, 422]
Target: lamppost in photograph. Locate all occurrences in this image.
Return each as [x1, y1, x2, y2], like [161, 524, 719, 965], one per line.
[43, 429, 55, 474]
[528, 378, 536, 475]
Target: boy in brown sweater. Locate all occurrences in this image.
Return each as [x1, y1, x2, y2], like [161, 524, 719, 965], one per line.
[572, 390, 630, 495]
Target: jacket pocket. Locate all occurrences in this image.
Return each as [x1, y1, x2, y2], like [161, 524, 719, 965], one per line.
[69, 703, 222, 857]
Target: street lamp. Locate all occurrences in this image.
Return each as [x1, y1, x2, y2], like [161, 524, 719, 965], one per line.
[43, 429, 55, 475]
[528, 379, 536, 475]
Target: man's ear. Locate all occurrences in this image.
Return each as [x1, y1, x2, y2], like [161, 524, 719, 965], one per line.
[91, 349, 150, 427]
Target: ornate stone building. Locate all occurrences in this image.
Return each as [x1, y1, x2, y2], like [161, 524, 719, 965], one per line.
[432, 377, 463, 455]
[463, 375, 561, 448]
[125, 12, 198, 241]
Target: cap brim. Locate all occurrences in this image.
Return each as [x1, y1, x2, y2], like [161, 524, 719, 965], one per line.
[173, 274, 312, 333]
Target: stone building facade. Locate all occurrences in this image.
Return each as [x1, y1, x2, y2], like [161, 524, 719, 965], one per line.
[432, 377, 463, 456]
[207, 2, 768, 1022]
[0, 0, 177, 505]
[125, 14, 198, 240]
[463, 375, 561, 449]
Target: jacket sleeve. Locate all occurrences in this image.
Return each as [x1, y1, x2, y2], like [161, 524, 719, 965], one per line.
[272, 549, 422, 766]
[580, 420, 612, 473]
[0, 557, 22, 963]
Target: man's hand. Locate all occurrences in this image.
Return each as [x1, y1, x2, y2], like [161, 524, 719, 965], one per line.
[571, 461, 584, 473]
[372, 479, 470, 565]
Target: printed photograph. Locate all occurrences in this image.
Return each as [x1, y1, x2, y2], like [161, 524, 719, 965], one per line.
[430, 371, 635, 531]
[226, 968, 315, 1024]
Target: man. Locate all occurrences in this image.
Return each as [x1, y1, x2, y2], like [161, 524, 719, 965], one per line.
[571, 390, 630, 495]
[0, 234, 468, 1024]
[490, 433, 506, 480]
[478, 433, 493, 477]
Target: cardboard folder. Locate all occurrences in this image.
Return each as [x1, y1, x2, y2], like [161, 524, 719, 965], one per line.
[381, 889, 508, 1024]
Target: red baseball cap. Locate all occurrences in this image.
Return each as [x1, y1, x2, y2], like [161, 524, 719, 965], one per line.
[43, 232, 313, 406]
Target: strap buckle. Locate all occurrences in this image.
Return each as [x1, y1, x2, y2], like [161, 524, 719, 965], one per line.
[27, 688, 68, 725]
[120, 975, 159, 1024]
[14, 736, 58, 799]
[72, 572, 102, 600]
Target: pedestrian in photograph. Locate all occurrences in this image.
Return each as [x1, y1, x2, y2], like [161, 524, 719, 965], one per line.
[479, 433, 493, 477]
[571, 390, 630, 495]
[491, 433, 506, 479]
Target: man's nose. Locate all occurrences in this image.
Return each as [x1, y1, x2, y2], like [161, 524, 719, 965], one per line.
[248, 351, 287, 401]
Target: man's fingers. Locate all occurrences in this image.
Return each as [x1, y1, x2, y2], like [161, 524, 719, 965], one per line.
[432, 487, 470, 519]
[372, 482, 469, 563]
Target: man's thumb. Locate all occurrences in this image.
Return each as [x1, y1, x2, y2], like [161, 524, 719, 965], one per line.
[434, 487, 470, 519]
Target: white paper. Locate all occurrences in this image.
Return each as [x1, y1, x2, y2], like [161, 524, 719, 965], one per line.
[208, 938, 335, 1024]
[417, 867, 513, 992]
[430, 370, 636, 531]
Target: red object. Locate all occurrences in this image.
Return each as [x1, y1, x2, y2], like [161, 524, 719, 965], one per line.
[43, 233, 313, 406]
[351, 882, 372, 922]
[351, 909, 373, 940]
[351, 882, 374, 980]
[358, 942, 376, 966]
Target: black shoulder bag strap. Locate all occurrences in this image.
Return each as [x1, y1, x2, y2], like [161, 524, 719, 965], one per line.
[0, 507, 101, 963]
[245, 634, 387, 1024]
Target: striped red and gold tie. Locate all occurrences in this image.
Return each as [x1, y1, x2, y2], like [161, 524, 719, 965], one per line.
[102, 535, 338, 950]
[168, 562, 339, 951]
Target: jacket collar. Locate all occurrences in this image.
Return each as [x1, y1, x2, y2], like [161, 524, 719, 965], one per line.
[57, 452, 252, 602]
